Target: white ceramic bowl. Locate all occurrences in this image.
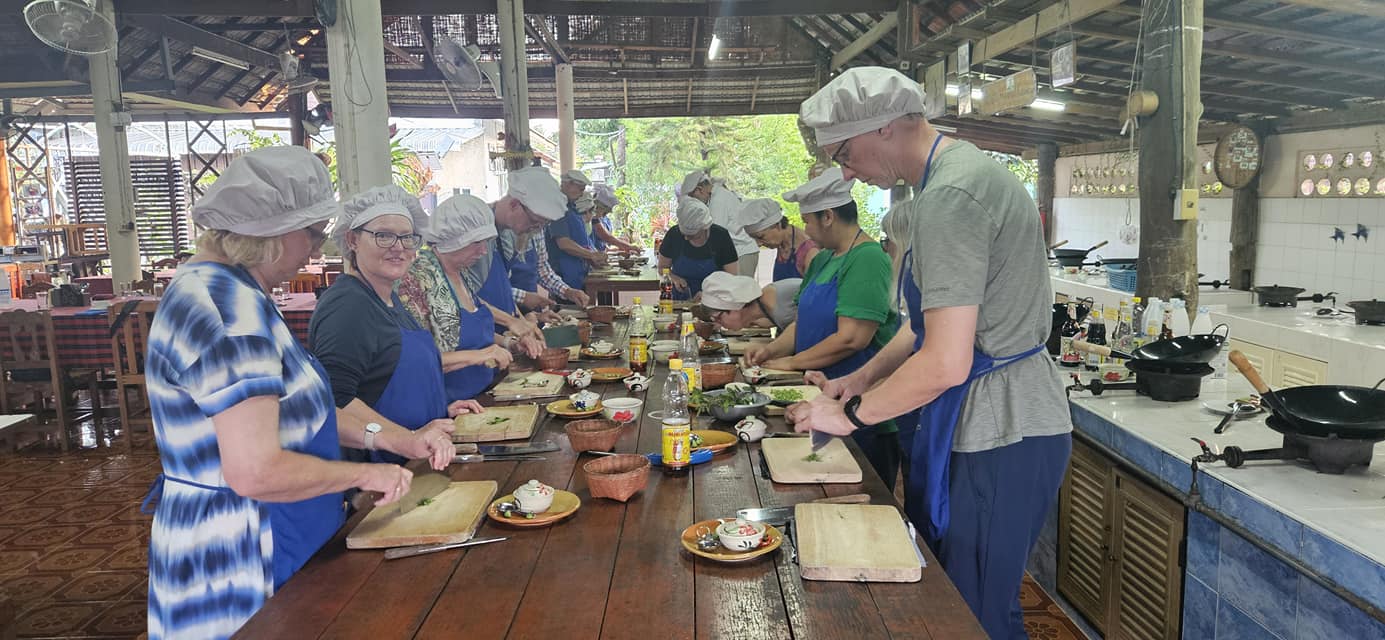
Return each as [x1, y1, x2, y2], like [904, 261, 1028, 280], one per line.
[716, 518, 767, 551]
[650, 340, 680, 363]
[591, 340, 616, 354]
[653, 313, 677, 325]
[513, 480, 555, 514]
[569, 390, 600, 411]
[601, 397, 644, 423]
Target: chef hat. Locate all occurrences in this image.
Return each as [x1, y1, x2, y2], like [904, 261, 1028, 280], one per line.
[738, 198, 784, 234]
[700, 272, 762, 311]
[426, 194, 497, 253]
[782, 167, 856, 214]
[676, 196, 712, 234]
[593, 183, 619, 209]
[679, 170, 710, 198]
[799, 66, 927, 146]
[334, 185, 428, 246]
[561, 169, 591, 186]
[574, 193, 596, 213]
[191, 146, 340, 237]
[507, 167, 567, 221]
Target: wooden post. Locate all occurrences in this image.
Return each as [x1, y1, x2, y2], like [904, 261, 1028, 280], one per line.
[0, 150, 13, 246]
[288, 92, 307, 148]
[556, 62, 576, 173]
[1137, 0, 1202, 309]
[1036, 142, 1058, 244]
[1229, 162, 1261, 290]
[89, 0, 140, 287]
[497, 0, 532, 171]
[325, 0, 391, 196]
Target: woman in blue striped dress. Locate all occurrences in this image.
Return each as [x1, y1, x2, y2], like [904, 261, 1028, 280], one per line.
[143, 147, 457, 639]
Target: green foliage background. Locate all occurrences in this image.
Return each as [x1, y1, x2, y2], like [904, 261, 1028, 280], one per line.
[576, 115, 891, 245]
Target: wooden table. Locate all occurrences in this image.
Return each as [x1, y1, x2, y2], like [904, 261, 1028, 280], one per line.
[235, 322, 984, 639]
[585, 266, 660, 305]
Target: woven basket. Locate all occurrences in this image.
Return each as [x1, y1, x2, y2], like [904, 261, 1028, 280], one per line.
[701, 363, 737, 389]
[584, 454, 651, 502]
[694, 321, 715, 339]
[565, 419, 623, 452]
[578, 321, 593, 346]
[588, 306, 618, 324]
[537, 347, 570, 370]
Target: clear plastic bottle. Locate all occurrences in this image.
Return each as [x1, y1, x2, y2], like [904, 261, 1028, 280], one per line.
[629, 296, 651, 374]
[1171, 299, 1191, 337]
[1191, 305, 1214, 335]
[662, 358, 691, 474]
[1143, 297, 1164, 340]
[1112, 299, 1133, 360]
[679, 314, 702, 390]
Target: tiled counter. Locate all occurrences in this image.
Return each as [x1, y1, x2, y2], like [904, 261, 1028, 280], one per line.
[1034, 377, 1385, 639]
[1049, 271, 1254, 310]
[1210, 304, 1385, 387]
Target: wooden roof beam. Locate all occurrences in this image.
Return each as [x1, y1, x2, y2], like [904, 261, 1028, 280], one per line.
[123, 15, 280, 70]
[114, 0, 900, 17]
[1105, 4, 1385, 53]
[1269, 0, 1385, 19]
[830, 12, 898, 70]
[1075, 49, 1375, 97]
[935, 0, 1124, 68]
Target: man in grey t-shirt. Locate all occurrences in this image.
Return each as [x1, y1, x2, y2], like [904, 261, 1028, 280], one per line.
[787, 67, 1072, 640]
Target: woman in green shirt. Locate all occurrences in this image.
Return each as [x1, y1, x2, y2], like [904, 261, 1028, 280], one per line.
[743, 167, 900, 488]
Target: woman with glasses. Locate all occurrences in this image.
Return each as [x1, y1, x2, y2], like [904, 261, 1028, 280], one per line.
[144, 149, 451, 639]
[738, 198, 818, 281]
[310, 186, 480, 468]
[658, 196, 739, 300]
[547, 192, 607, 291]
[743, 168, 901, 490]
[697, 271, 801, 333]
[400, 194, 519, 403]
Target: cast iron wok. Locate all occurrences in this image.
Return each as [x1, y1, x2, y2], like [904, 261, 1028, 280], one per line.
[1348, 300, 1385, 324]
[1072, 327, 1227, 365]
[1228, 351, 1385, 438]
[1053, 241, 1110, 267]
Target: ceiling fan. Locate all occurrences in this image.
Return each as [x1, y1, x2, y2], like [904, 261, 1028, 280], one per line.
[23, 0, 117, 56]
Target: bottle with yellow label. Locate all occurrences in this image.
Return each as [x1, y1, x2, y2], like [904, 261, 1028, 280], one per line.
[662, 357, 691, 475]
[679, 318, 701, 391]
[629, 296, 650, 374]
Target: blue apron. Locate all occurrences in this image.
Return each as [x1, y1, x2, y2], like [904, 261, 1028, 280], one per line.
[773, 230, 804, 281]
[549, 208, 594, 290]
[670, 246, 718, 301]
[438, 260, 500, 401]
[793, 250, 896, 478]
[591, 217, 611, 252]
[476, 241, 518, 318]
[141, 326, 345, 589]
[509, 243, 540, 293]
[368, 293, 451, 465]
[897, 135, 1045, 548]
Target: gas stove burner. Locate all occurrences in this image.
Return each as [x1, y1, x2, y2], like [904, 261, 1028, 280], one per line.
[1213, 416, 1377, 474]
[1357, 317, 1385, 327]
[1253, 286, 1336, 308]
[1261, 300, 1297, 308]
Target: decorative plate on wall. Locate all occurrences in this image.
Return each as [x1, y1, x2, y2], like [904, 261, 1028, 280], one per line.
[1214, 126, 1262, 189]
[1303, 154, 1317, 171]
[1356, 178, 1372, 196]
[1336, 178, 1352, 196]
[1321, 153, 1335, 169]
[1343, 152, 1356, 168]
[1317, 179, 1332, 195]
[1212, 182, 1224, 194]
[1362, 151, 1374, 168]
[1301, 179, 1315, 196]
[1376, 178, 1385, 195]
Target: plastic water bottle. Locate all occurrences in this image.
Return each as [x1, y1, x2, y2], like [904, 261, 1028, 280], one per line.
[679, 313, 702, 390]
[1191, 305, 1214, 335]
[1171, 299, 1191, 337]
[629, 296, 651, 374]
[1143, 297, 1164, 340]
[661, 358, 691, 475]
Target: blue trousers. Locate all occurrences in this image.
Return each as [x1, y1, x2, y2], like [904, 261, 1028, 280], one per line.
[936, 433, 1071, 640]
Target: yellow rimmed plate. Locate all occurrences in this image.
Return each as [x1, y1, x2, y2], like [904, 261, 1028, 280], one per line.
[581, 347, 625, 360]
[680, 519, 783, 563]
[546, 399, 604, 418]
[690, 430, 738, 454]
[487, 490, 581, 528]
[591, 367, 633, 382]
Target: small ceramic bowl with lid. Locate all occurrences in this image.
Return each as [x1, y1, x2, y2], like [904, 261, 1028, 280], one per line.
[567, 368, 593, 389]
[513, 479, 555, 514]
[569, 389, 600, 411]
[590, 339, 616, 354]
[716, 518, 767, 551]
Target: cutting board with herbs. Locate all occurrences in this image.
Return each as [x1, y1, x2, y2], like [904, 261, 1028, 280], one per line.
[763, 385, 822, 416]
[795, 503, 922, 582]
[491, 372, 565, 397]
[346, 480, 498, 549]
[760, 436, 861, 484]
[453, 404, 541, 442]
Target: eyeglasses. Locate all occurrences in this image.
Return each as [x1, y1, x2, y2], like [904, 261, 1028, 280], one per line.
[830, 139, 853, 169]
[520, 204, 549, 230]
[358, 228, 422, 250]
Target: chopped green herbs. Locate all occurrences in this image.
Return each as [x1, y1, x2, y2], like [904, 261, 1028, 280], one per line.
[769, 389, 803, 403]
[485, 416, 511, 426]
[417, 497, 434, 507]
[801, 453, 823, 463]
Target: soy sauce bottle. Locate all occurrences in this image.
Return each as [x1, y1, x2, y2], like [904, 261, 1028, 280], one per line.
[1059, 303, 1083, 368]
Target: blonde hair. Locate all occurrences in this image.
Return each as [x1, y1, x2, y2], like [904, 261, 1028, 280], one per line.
[196, 229, 283, 267]
[880, 201, 912, 309]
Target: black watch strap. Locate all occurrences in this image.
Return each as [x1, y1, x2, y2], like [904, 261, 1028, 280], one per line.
[843, 396, 872, 429]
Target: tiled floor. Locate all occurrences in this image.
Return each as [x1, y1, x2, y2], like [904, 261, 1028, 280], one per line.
[2, 419, 1086, 640]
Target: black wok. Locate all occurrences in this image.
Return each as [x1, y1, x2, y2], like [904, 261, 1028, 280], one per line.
[1053, 241, 1110, 267]
[1072, 327, 1227, 365]
[1229, 351, 1385, 437]
[1349, 300, 1385, 324]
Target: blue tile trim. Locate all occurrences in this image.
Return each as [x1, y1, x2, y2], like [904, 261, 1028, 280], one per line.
[1299, 526, 1385, 614]
[1295, 573, 1385, 640]
[1217, 484, 1304, 556]
[1187, 510, 1220, 586]
[1218, 528, 1298, 638]
[1216, 598, 1286, 640]
[1070, 404, 1113, 448]
[1183, 575, 1217, 640]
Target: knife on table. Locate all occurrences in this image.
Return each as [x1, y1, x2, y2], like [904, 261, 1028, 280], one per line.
[735, 493, 872, 526]
[490, 392, 566, 402]
[453, 454, 547, 464]
[383, 536, 508, 560]
[455, 441, 560, 456]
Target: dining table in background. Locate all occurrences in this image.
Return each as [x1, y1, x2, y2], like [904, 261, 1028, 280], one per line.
[234, 319, 984, 640]
[584, 265, 660, 306]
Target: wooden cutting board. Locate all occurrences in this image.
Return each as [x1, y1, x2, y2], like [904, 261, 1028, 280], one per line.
[763, 385, 822, 416]
[760, 436, 861, 484]
[726, 337, 771, 355]
[453, 404, 541, 442]
[346, 480, 498, 549]
[491, 372, 565, 397]
[795, 503, 922, 583]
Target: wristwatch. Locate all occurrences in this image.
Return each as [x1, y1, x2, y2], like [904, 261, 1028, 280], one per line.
[364, 422, 382, 450]
[842, 396, 873, 430]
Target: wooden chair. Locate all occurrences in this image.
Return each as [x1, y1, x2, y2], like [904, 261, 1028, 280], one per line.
[23, 281, 54, 300]
[150, 257, 180, 270]
[129, 279, 157, 296]
[0, 310, 101, 451]
[289, 272, 322, 294]
[322, 263, 344, 286]
[109, 301, 160, 452]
